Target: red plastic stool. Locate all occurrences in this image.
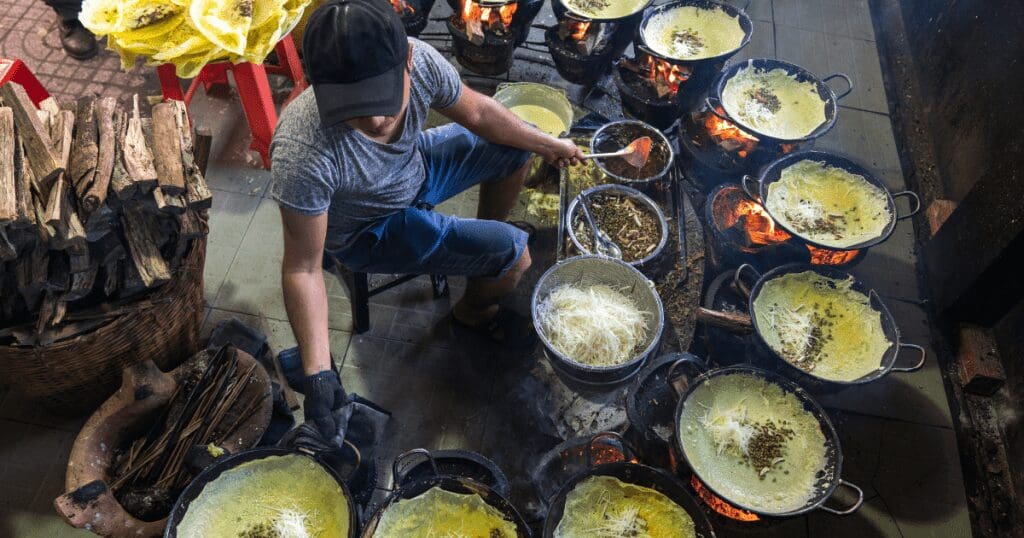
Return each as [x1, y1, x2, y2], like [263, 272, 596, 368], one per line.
[0, 59, 51, 106]
[157, 34, 307, 169]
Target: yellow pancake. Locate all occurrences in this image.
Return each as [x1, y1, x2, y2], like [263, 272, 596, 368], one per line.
[644, 5, 746, 60]
[721, 66, 827, 139]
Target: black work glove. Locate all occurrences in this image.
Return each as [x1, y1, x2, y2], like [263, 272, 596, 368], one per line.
[302, 370, 348, 447]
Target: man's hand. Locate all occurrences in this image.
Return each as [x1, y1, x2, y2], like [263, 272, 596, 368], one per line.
[540, 137, 585, 169]
[302, 369, 348, 446]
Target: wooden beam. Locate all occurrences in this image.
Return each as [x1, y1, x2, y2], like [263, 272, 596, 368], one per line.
[0, 82, 61, 192]
[109, 106, 134, 200]
[12, 136, 34, 227]
[170, 103, 213, 210]
[0, 226, 16, 261]
[150, 103, 186, 195]
[0, 108, 16, 223]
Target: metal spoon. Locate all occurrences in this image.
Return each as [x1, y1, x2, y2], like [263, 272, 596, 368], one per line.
[581, 136, 654, 169]
[578, 193, 623, 259]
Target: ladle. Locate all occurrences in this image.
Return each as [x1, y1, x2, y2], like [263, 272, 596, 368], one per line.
[582, 136, 653, 169]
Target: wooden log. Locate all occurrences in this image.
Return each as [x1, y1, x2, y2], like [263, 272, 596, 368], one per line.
[103, 258, 120, 296]
[45, 109, 76, 232]
[91, 231, 126, 267]
[957, 324, 1007, 396]
[121, 204, 171, 287]
[81, 97, 118, 215]
[38, 97, 61, 120]
[31, 192, 54, 243]
[120, 257, 147, 298]
[0, 82, 61, 192]
[109, 107, 134, 200]
[0, 108, 16, 223]
[69, 249, 91, 274]
[194, 127, 213, 177]
[123, 96, 158, 193]
[16, 242, 47, 310]
[150, 103, 186, 195]
[171, 104, 213, 211]
[83, 203, 114, 241]
[69, 96, 98, 196]
[47, 250, 71, 292]
[13, 137, 35, 227]
[695, 307, 754, 334]
[66, 260, 99, 301]
[0, 226, 16, 261]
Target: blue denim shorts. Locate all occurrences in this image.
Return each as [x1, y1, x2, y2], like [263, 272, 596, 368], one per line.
[330, 124, 532, 278]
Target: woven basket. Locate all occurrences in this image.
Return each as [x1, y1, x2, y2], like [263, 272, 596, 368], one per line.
[0, 237, 207, 415]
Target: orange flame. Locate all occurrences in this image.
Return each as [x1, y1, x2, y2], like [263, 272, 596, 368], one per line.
[713, 186, 791, 246]
[390, 0, 415, 14]
[691, 475, 761, 521]
[642, 55, 690, 96]
[705, 109, 760, 158]
[460, 0, 517, 32]
[568, 20, 591, 41]
[807, 244, 860, 265]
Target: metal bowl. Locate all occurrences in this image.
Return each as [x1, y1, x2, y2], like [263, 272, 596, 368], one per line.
[590, 120, 675, 184]
[532, 255, 665, 386]
[566, 184, 669, 267]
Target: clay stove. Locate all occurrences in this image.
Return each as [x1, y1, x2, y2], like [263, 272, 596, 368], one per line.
[389, 0, 435, 36]
[447, 0, 535, 75]
[613, 50, 690, 130]
[545, 16, 634, 85]
[705, 184, 863, 270]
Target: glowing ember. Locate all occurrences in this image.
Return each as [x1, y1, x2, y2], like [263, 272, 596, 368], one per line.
[390, 0, 415, 14]
[642, 55, 690, 97]
[713, 186, 792, 246]
[704, 108, 760, 158]
[807, 244, 860, 265]
[690, 475, 761, 522]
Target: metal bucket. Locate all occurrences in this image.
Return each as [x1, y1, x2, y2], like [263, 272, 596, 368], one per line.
[532, 255, 665, 387]
[566, 184, 669, 268]
[493, 82, 575, 137]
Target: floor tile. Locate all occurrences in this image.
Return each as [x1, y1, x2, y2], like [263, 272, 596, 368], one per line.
[746, 0, 774, 23]
[807, 495, 902, 538]
[206, 191, 261, 249]
[732, 18, 775, 62]
[816, 108, 905, 190]
[815, 345, 954, 429]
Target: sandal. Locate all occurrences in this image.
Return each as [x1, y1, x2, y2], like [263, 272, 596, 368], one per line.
[451, 307, 537, 350]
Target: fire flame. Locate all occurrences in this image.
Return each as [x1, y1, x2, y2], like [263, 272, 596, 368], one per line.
[691, 475, 761, 521]
[642, 55, 690, 97]
[713, 187, 792, 245]
[568, 20, 591, 41]
[713, 186, 861, 265]
[460, 0, 517, 32]
[390, 0, 415, 14]
[705, 109, 760, 158]
[807, 244, 860, 265]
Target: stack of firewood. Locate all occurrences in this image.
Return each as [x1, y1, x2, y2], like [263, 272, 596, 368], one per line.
[0, 82, 211, 346]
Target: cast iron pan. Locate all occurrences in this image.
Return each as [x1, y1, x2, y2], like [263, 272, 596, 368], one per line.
[637, 0, 754, 67]
[739, 263, 927, 389]
[542, 451, 716, 537]
[742, 150, 921, 250]
[672, 365, 863, 517]
[361, 449, 531, 537]
[165, 447, 358, 537]
[706, 58, 853, 143]
[394, 449, 512, 498]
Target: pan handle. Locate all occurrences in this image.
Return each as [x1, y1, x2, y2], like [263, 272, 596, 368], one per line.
[741, 174, 760, 201]
[823, 73, 853, 101]
[392, 448, 440, 489]
[892, 191, 922, 220]
[818, 479, 865, 515]
[705, 96, 731, 122]
[732, 263, 761, 299]
[585, 431, 634, 468]
[665, 353, 709, 400]
[890, 343, 927, 373]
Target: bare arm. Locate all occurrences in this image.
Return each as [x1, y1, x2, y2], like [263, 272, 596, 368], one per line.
[279, 207, 333, 375]
[438, 86, 584, 167]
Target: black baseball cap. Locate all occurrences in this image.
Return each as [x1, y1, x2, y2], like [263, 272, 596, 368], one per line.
[303, 0, 410, 127]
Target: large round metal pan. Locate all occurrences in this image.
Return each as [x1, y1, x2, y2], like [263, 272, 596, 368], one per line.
[742, 150, 920, 250]
[740, 263, 926, 389]
[542, 460, 716, 537]
[637, 0, 753, 67]
[706, 58, 852, 143]
[672, 365, 863, 517]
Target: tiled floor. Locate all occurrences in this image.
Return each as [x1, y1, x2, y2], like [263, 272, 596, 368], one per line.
[0, 0, 971, 536]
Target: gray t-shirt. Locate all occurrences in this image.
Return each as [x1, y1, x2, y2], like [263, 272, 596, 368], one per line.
[270, 38, 463, 251]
